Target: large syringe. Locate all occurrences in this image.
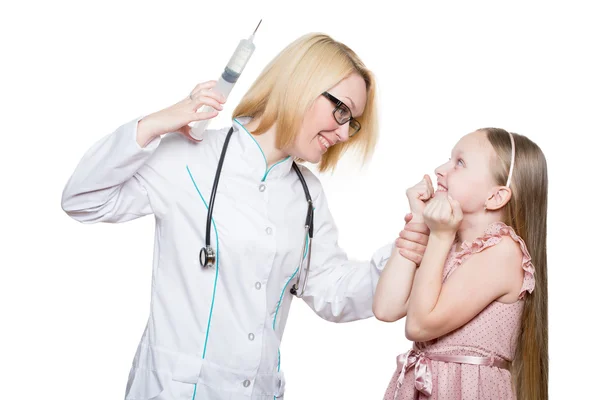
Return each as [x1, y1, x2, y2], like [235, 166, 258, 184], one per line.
[190, 20, 262, 140]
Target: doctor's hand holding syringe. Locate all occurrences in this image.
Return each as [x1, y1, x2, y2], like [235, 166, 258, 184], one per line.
[135, 80, 225, 148]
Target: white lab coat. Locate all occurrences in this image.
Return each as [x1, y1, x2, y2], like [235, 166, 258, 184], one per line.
[61, 116, 393, 400]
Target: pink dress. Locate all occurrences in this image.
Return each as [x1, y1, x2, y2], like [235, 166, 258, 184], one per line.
[383, 222, 535, 400]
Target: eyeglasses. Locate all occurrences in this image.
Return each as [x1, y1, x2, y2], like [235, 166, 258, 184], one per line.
[322, 92, 361, 137]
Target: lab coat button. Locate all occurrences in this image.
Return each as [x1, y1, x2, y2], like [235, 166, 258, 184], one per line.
[248, 333, 255, 341]
[259, 184, 266, 192]
[255, 282, 262, 290]
[266, 227, 273, 235]
[243, 379, 251, 387]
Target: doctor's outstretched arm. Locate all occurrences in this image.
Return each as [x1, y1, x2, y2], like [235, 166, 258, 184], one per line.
[61, 81, 224, 224]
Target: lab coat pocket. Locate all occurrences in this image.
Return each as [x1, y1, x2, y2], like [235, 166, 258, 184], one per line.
[125, 366, 196, 400]
[125, 367, 166, 400]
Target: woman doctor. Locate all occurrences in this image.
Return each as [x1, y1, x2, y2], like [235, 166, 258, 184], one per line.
[61, 33, 428, 400]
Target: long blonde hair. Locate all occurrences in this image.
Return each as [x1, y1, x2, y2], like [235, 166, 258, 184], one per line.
[233, 33, 378, 172]
[485, 128, 548, 400]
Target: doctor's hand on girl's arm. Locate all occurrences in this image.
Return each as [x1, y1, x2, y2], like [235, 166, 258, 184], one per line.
[396, 213, 430, 265]
[136, 80, 226, 147]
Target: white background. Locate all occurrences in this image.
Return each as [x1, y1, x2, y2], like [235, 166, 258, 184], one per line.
[1, 0, 598, 399]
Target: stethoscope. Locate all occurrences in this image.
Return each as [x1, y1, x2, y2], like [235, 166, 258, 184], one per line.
[199, 127, 314, 297]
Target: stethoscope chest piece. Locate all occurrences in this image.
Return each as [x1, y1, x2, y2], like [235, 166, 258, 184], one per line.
[200, 246, 216, 268]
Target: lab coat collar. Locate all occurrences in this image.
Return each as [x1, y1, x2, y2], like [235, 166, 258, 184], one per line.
[232, 117, 294, 181]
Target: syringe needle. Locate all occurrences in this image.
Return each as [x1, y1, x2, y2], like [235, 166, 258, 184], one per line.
[253, 19, 262, 35]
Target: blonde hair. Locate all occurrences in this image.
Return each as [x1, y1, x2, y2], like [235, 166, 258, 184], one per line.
[233, 33, 378, 173]
[484, 128, 549, 400]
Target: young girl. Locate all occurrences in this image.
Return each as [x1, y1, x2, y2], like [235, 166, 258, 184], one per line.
[373, 128, 548, 399]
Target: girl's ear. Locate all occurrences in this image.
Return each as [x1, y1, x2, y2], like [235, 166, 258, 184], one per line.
[484, 186, 512, 211]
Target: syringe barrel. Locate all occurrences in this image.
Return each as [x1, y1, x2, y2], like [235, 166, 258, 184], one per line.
[189, 38, 256, 141]
[225, 38, 256, 77]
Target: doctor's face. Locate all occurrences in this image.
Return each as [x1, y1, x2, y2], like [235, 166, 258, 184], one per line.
[289, 73, 367, 163]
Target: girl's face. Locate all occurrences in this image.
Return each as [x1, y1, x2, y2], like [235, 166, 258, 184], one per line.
[434, 130, 499, 213]
[287, 73, 367, 163]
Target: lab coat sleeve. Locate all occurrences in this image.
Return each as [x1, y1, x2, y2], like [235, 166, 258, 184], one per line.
[61, 116, 163, 223]
[300, 180, 394, 323]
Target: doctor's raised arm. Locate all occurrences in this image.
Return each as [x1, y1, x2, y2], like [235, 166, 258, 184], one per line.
[61, 80, 225, 223]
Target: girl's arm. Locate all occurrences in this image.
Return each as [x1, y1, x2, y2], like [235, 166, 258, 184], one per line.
[373, 246, 418, 322]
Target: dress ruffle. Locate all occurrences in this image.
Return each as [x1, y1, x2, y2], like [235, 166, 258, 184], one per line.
[450, 222, 535, 298]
